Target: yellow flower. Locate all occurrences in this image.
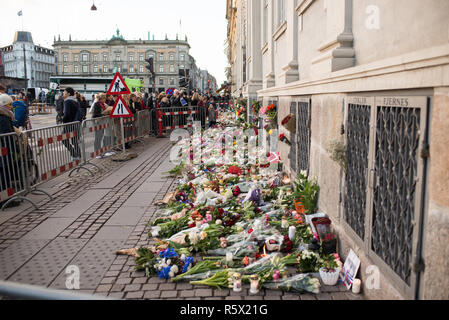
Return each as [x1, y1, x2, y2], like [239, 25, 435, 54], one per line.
[268, 130, 272, 135]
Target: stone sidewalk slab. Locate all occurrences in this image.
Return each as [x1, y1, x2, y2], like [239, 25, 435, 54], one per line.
[105, 206, 148, 227]
[8, 238, 88, 286]
[0, 239, 50, 280]
[21, 218, 74, 240]
[50, 239, 125, 290]
[51, 189, 110, 218]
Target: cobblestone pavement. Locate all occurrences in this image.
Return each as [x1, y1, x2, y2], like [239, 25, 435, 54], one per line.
[0, 134, 364, 301]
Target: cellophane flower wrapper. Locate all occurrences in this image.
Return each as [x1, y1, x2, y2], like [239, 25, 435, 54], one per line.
[174, 270, 220, 282]
[208, 240, 259, 257]
[262, 274, 321, 294]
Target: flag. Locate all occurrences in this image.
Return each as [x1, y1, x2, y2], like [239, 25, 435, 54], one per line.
[18, 10, 23, 16]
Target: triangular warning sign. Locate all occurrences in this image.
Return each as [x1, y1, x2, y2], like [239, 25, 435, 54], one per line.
[107, 72, 131, 95]
[110, 96, 133, 118]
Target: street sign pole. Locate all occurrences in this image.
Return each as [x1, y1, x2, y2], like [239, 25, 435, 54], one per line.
[121, 117, 126, 155]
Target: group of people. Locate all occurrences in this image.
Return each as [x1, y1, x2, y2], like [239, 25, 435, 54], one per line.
[0, 83, 231, 208]
[156, 90, 228, 128]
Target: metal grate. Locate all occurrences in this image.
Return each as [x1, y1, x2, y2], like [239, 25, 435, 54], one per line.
[289, 101, 298, 174]
[371, 105, 422, 285]
[296, 99, 311, 173]
[344, 101, 371, 240]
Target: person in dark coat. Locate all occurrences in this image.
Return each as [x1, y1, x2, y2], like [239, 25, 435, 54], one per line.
[62, 87, 82, 160]
[56, 90, 64, 124]
[0, 94, 21, 207]
[91, 94, 108, 158]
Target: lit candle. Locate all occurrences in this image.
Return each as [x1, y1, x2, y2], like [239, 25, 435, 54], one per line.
[226, 252, 233, 263]
[288, 226, 296, 240]
[233, 273, 242, 292]
[352, 279, 362, 294]
[250, 275, 259, 294]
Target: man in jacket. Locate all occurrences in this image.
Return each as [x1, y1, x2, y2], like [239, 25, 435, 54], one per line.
[62, 87, 82, 161]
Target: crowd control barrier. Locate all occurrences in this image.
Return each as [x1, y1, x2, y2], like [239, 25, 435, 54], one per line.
[1, 111, 155, 211]
[157, 107, 207, 136]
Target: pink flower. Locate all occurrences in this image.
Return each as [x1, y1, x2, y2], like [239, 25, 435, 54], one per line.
[206, 214, 212, 222]
[313, 233, 320, 240]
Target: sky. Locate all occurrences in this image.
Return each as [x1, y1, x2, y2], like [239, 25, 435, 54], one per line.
[0, 0, 229, 85]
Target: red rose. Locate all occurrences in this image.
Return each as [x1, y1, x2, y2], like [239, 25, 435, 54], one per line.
[248, 228, 254, 234]
[228, 166, 242, 176]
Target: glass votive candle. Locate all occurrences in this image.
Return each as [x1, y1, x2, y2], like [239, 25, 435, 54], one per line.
[250, 275, 259, 294]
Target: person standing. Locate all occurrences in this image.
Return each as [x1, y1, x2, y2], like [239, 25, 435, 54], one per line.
[62, 87, 82, 161]
[12, 96, 27, 130]
[91, 94, 108, 158]
[79, 94, 89, 121]
[0, 94, 21, 208]
[56, 90, 65, 124]
[208, 103, 217, 128]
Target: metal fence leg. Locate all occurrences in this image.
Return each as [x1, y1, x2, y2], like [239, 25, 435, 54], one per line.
[1, 196, 39, 211]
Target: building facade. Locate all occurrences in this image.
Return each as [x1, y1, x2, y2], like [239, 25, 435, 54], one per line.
[228, 0, 449, 300]
[1, 31, 56, 89]
[52, 30, 216, 96]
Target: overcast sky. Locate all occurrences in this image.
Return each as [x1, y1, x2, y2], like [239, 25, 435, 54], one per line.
[0, 0, 229, 85]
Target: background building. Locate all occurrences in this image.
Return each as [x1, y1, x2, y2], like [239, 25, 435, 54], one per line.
[52, 30, 216, 98]
[0, 31, 56, 89]
[227, 0, 449, 300]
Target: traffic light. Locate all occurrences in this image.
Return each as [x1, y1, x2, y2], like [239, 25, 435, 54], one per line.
[145, 57, 154, 74]
[179, 78, 187, 88]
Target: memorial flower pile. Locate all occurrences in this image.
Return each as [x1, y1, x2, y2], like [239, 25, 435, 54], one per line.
[118, 111, 347, 295]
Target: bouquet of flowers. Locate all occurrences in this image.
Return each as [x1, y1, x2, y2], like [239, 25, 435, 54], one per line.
[262, 274, 321, 294]
[251, 100, 261, 116]
[297, 250, 322, 273]
[266, 104, 277, 128]
[155, 248, 194, 280]
[171, 260, 221, 282]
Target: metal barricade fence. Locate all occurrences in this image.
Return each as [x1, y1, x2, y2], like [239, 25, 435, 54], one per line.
[136, 110, 151, 138]
[111, 116, 136, 147]
[157, 107, 206, 136]
[0, 132, 29, 209]
[73, 116, 115, 175]
[24, 122, 82, 197]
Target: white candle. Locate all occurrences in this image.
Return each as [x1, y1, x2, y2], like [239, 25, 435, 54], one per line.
[352, 279, 361, 294]
[288, 226, 296, 240]
[226, 252, 233, 263]
[250, 275, 259, 294]
[233, 273, 242, 292]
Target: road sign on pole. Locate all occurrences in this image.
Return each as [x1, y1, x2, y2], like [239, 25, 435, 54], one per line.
[107, 72, 131, 95]
[110, 96, 133, 118]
